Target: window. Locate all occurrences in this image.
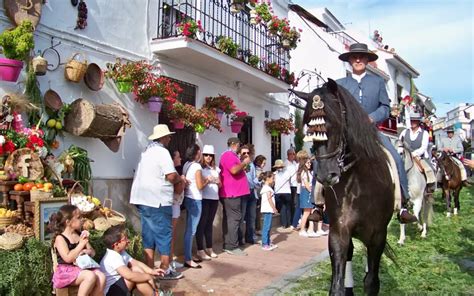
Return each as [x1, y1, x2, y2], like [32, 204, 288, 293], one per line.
[238, 117, 253, 145]
[271, 133, 281, 167]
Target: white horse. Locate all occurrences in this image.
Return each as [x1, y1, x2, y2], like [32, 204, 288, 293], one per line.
[397, 143, 433, 244]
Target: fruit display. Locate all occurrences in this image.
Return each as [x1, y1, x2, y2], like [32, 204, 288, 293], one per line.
[4, 224, 34, 237]
[70, 194, 95, 212]
[0, 208, 16, 218]
[0, 170, 9, 181]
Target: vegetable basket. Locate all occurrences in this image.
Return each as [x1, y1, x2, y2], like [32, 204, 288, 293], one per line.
[0, 232, 24, 250]
[64, 53, 87, 82]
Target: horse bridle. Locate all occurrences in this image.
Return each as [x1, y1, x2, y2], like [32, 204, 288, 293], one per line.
[314, 91, 355, 173]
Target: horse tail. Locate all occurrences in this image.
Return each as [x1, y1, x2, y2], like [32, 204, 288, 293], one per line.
[383, 242, 399, 268]
[422, 192, 435, 226]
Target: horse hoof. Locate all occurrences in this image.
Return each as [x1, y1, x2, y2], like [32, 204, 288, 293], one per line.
[454, 208, 458, 215]
[447, 212, 451, 218]
[398, 240, 404, 245]
[421, 233, 427, 238]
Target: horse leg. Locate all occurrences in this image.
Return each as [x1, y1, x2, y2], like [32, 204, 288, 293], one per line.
[329, 230, 351, 296]
[445, 188, 451, 217]
[364, 233, 386, 296]
[412, 197, 423, 231]
[454, 187, 461, 215]
[344, 239, 355, 296]
[398, 223, 406, 245]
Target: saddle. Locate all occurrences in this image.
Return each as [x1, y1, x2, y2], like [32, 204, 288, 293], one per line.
[413, 155, 436, 185]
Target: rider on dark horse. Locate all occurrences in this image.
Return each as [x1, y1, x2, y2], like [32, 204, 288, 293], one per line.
[438, 127, 470, 187]
[399, 112, 437, 191]
[336, 43, 417, 223]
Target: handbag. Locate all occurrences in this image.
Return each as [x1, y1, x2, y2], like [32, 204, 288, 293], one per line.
[307, 207, 323, 222]
[75, 254, 100, 269]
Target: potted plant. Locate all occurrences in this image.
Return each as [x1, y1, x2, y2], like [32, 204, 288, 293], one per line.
[230, 0, 246, 13]
[280, 68, 298, 87]
[193, 108, 222, 133]
[250, 0, 273, 24]
[264, 117, 295, 136]
[0, 20, 35, 82]
[216, 36, 239, 58]
[177, 18, 204, 39]
[230, 111, 248, 133]
[167, 101, 196, 129]
[266, 62, 280, 78]
[281, 26, 302, 50]
[267, 16, 288, 36]
[105, 59, 152, 93]
[248, 54, 260, 67]
[133, 74, 182, 112]
[203, 95, 237, 120]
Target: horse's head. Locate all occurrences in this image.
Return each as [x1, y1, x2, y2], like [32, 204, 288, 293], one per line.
[395, 139, 414, 170]
[291, 79, 345, 186]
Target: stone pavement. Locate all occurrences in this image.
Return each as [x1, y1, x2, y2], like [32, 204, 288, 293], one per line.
[159, 228, 328, 296]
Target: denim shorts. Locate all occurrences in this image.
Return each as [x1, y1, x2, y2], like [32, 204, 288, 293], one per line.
[137, 204, 172, 255]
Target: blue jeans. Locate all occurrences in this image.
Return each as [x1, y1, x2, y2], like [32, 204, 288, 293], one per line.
[184, 197, 202, 261]
[261, 213, 273, 246]
[292, 193, 301, 228]
[137, 205, 172, 255]
[245, 191, 257, 243]
[379, 133, 410, 201]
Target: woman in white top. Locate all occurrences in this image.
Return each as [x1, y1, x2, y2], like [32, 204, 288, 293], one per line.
[273, 159, 292, 228]
[195, 145, 221, 260]
[297, 158, 317, 237]
[182, 144, 210, 268]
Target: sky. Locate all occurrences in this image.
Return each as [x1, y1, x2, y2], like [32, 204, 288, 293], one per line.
[293, 0, 473, 117]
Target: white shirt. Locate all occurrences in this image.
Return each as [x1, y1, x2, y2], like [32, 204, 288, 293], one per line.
[260, 184, 275, 213]
[352, 72, 366, 99]
[130, 142, 176, 207]
[286, 160, 298, 187]
[100, 248, 133, 294]
[202, 166, 221, 200]
[183, 161, 203, 200]
[400, 128, 429, 158]
[300, 170, 313, 190]
[274, 168, 291, 194]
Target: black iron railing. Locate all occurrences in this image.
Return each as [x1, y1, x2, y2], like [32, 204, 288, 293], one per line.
[155, 0, 290, 80]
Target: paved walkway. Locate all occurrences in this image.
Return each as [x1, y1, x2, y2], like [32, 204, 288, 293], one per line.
[159, 228, 328, 295]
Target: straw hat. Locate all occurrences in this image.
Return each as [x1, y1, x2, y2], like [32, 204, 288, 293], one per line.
[148, 124, 175, 140]
[202, 145, 215, 155]
[83, 63, 105, 91]
[273, 159, 285, 169]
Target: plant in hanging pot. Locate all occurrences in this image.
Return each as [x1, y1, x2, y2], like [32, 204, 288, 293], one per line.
[267, 16, 288, 36]
[167, 101, 195, 129]
[203, 94, 237, 120]
[248, 54, 260, 67]
[230, 0, 246, 13]
[216, 36, 239, 58]
[105, 59, 152, 93]
[230, 111, 248, 133]
[193, 108, 222, 133]
[133, 74, 182, 112]
[0, 20, 34, 82]
[264, 117, 295, 136]
[250, 0, 273, 24]
[266, 62, 281, 78]
[280, 26, 302, 50]
[280, 67, 298, 87]
[176, 18, 204, 39]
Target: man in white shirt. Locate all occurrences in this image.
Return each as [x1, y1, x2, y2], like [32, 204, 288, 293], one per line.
[399, 113, 436, 187]
[130, 124, 185, 280]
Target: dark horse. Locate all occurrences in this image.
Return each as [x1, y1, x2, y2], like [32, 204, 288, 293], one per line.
[292, 79, 395, 295]
[437, 151, 463, 217]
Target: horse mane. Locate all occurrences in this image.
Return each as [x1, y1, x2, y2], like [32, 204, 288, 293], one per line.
[336, 85, 387, 162]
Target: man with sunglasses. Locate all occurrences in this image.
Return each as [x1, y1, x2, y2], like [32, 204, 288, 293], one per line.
[219, 137, 251, 256]
[238, 144, 258, 245]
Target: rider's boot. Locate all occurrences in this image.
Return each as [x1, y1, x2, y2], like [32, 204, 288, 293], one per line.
[398, 192, 418, 224]
[462, 180, 473, 187]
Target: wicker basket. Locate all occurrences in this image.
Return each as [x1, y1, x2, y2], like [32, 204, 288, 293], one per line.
[30, 190, 53, 202]
[64, 53, 87, 82]
[0, 232, 24, 250]
[68, 181, 96, 215]
[103, 198, 126, 226]
[0, 216, 15, 229]
[94, 217, 111, 232]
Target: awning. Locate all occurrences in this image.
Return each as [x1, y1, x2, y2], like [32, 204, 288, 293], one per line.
[417, 92, 437, 115]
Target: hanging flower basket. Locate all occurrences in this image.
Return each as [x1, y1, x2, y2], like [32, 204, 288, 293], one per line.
[270, 130, 279, 137]
[0, 58, 23, 82]
[230, 121, 244, 133]
[173, 119, 185, 129]
[230, 3, 244, 14]
[282, 39, 291, 49]
[115, 80, 133, 93]
[147, 96, 163, 113]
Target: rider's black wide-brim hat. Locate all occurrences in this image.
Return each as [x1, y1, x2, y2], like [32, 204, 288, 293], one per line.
[339, 43, 378, 62]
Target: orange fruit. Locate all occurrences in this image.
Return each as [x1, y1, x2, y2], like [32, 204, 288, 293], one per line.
[14, 184, 23, 191]
[23, 182, 34, 191]
[36, 183, 44, 189]
[31, 186, 38, 191]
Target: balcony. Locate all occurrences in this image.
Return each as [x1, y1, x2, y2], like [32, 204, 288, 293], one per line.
[151, 0, 291, 93]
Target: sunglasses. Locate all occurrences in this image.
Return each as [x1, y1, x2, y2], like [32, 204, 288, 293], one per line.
[241, 152, 249, 155]
[203, 154, 213, 157]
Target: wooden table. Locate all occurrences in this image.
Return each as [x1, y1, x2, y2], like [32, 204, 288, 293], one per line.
[8, 190, 30, 221]
[24, 201, 34, 225]
[0, 180, 17, 207]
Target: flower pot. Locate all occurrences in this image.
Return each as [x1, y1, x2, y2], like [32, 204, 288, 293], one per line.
[194, 123, 206, 134]
[0, 58, 23, 82]
[147, 96, 163, 113]
[282, 39, 291, 49]
[173, 119, 185, 129]
[230, 121, 244, 133]
[270, 130, 279, 137]
[115, 81, 133, 93]
[230, 3, 244, 13]
[216, 109, 224, 121]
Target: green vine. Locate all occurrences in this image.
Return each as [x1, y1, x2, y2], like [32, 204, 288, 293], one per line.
[25, 64, 43, 126]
